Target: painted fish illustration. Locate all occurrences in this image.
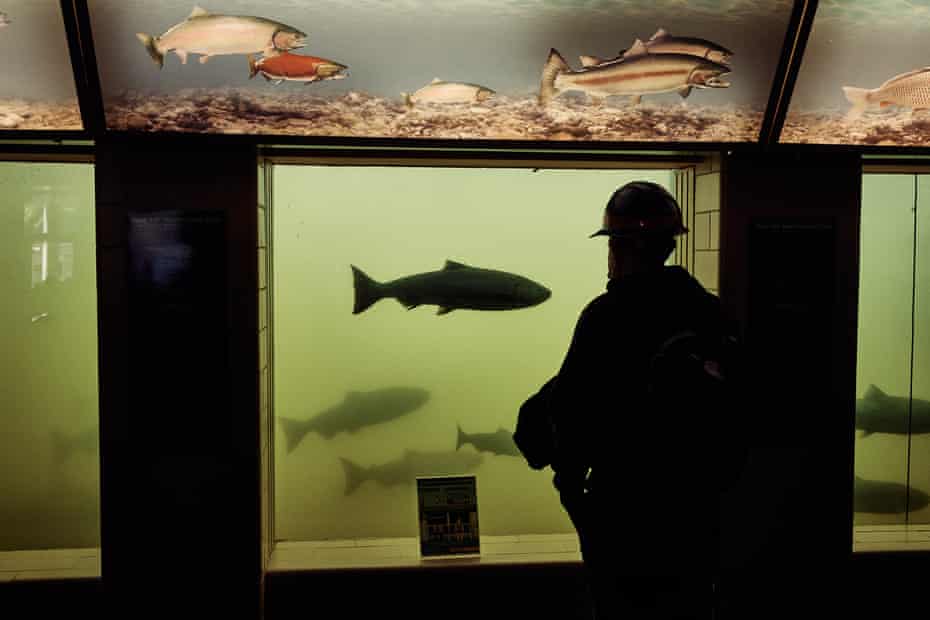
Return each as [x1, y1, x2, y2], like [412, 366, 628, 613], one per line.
[248, 52, 348, 84]
[136, 5, 307, 69]
[0, 12, 10, 28]
[856, 384, 930, 437]
[456, 424, 520, 457]
[339, 449, 484, 495]
[402, 78, 495, 109]
[278, 387, 430, 452]
[540, 43, 731, 106]
[854, 475, 930, 514]
[351, 260, 551, 315]
[580, 28, 733, 67]
[843, 68, 930, 120]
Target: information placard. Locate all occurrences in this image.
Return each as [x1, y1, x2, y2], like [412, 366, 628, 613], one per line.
[417, 476, 479, 558]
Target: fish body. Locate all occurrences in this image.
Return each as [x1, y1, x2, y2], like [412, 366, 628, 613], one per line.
[856, 384, 930, 436]
[403, 78, 495, 108]
[279, 387, 430, 452]
[248, 52, 348, 84]
[540, 46, 730, 106]
[51, 427, 98, 464]
[136, 5, 307, 69]
[854, 475, 930, 514]
[340, 449, 484, 495]
[456, 424, 520, 457]
[581, 30, 732, 68]
[351, 260, 551, 315]
[843, 68, 930, 120]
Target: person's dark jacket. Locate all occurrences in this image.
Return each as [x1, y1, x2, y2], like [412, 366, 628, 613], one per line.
[538, 265, 745, 572]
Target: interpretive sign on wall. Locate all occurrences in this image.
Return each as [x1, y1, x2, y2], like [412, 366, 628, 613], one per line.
[417, 475, 479, 558]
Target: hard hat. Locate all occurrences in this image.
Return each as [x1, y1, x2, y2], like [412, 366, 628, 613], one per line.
[589, 181, 688, 238]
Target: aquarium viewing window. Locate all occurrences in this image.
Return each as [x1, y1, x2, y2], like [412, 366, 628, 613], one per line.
[853, 174, 930, 551]
[270, 164, 689, 564]
[0, 161, 99, 579]
[781, 1, 930, 147]
[87, 1, 793, 145]
[0, 2, 84, 132]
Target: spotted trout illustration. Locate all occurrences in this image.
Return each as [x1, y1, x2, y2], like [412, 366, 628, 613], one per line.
[402, 78, 495, 109]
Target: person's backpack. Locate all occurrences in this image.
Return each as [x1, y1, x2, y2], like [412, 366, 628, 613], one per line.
[647, 328, 747, 492]
[513, 376, 558, 470]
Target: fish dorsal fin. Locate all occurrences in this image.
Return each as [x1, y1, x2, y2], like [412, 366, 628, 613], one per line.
[189, 5, 210, 18]
[431, 77, 442, 84]
[879, 67, 930, 89]
[865, 384, 887, 400]
[437, 306, 453, 316]
[443, 260, 469, 270]
[625, 39, 649, 57]
[580, 55, 606, 68]
[650, 28, 670, 41]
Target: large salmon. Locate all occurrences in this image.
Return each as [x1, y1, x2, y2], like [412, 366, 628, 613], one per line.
[136, 5, 307, 69]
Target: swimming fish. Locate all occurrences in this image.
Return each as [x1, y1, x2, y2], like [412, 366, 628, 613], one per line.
[843, 68, 930, 120]
[854, 475, 930, 514]
[339, 449, 484, 495]
[278, 387, 430, 452]
[856, 384, 930, 437]
[580, 29, 733, 67]
[351, 260, 551, 315]
[540, 43, 731, 106]
[136, 5, 307, 69]
[456, 424, 520, 457]
[248, 52, 348, 84]
[402, 78, 495, 109]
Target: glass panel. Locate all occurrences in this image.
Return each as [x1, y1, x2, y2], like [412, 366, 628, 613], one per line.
[855, 175, 914, 526]
[783, 2, 930, 147]
[0, 163, 98, 555]
[88, 0, 792, 143]
[910, 176, 930, 524]
[0, 2, 83, 131]
[273, 166, 674, 543]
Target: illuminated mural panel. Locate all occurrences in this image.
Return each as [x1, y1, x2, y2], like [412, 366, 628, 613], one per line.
[783, 1, 930, 146]
[88, 0, 793, 143]
[0, 2, 83, 131]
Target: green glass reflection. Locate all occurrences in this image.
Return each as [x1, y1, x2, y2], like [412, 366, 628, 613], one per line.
[0, 162, 98, 550]
[855, 175, 914, 525]
[272, 165, 674, 542]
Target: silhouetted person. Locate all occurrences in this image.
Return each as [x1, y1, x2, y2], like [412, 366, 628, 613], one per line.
[522, 182, 745, 619]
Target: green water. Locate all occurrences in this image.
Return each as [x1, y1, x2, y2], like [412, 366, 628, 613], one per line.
[856, 174, 930, 525]
[0, 162, 99, 551]
[272, 165, 675, 541]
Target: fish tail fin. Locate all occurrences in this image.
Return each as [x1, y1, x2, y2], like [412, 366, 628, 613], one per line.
[136, 33, 164, 69]
[539, 48, 569, 106]
[248, 55, 258, 79]
[51, 431, 72, 465]
[278, 416, 312, 453]
[340, 457, 365, 495]
[456, 424, 467, 451]
[842, 86, 871, 120]
[351, 265, 385, 314]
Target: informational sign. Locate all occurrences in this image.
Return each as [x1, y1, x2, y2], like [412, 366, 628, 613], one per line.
[417, 476, 479, 558]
